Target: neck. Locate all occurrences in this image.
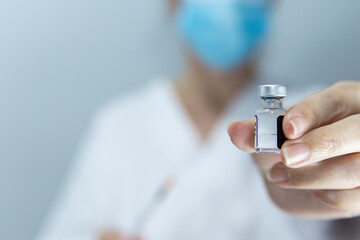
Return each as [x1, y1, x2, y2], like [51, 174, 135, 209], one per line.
[175, 64, 255, 140]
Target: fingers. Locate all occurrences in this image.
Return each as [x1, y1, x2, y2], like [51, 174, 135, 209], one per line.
[280, 114, 360, 168]
[228, 119, 255, 153]
[265, 181, 352, 219]
[283, 81, 360, 139]
[267, 153, 360, 190]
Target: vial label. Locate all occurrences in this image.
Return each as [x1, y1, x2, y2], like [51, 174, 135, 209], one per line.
[277, 116, 287, 149]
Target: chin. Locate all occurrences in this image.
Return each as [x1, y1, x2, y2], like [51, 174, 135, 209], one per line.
[185, 49, 257, 82]
[203, 61, 256, 82]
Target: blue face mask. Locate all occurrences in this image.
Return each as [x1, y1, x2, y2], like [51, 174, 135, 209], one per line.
[177, 0, 271, 71]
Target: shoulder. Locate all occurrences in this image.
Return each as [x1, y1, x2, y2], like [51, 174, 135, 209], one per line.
[74, 77, 173, 168]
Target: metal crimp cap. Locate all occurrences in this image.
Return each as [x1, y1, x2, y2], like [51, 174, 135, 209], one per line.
[258, 84, 287, 98]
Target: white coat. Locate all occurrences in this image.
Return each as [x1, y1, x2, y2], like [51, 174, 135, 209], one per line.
[38, 77, 349, 240]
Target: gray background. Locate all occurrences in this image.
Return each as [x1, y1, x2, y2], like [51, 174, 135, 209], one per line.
[0, 0, 359, 240]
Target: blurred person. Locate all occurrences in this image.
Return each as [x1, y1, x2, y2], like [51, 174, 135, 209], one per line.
[38, 0, 360, 240]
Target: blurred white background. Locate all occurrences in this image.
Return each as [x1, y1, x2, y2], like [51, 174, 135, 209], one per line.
[0, 0, 359, 239]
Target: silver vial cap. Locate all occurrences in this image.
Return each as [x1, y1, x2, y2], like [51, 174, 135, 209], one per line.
[258, 84, 287, 98]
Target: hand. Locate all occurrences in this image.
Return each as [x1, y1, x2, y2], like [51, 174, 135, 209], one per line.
[99, 231, 142, 240]
[228, 81, 360, 219]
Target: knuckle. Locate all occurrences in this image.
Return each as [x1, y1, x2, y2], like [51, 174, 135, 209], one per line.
[290, 101, 318, 126]
[302, 103, 317, 123]
[314, 132, 343, 157]
[331, 81, 360, 105]
[315, 190, 349, 211]
[332, 80, 359, 90]
[317, 190, 360, 212]
[328, 94, 348, 121]
[325, 192, 347, 210]
[306, 132, 343, 159]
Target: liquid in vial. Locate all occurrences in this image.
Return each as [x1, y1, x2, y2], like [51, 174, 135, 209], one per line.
[255, 85, 287, 154]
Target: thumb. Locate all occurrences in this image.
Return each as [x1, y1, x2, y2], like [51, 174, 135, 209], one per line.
[228, 119, 255, 153]
[228, 119, 283, 177]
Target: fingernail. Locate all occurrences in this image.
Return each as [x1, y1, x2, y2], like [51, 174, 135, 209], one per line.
[266, 164, 290, 183]
[282, 143, 310, 166]
[290, 117, 307, 138]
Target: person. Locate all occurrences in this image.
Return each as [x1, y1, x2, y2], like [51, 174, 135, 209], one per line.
[38, 0, 360, 239]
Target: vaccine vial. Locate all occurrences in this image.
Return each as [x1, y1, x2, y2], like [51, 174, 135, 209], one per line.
[255, 85, 287, 154]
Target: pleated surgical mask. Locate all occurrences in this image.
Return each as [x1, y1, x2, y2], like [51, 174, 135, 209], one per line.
[176, 0, 271, 71]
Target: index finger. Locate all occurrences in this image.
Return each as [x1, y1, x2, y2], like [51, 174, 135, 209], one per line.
[283, 81, 360, 139]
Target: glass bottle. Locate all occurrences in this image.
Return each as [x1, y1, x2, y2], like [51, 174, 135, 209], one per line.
[255, 85, 287, 154]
